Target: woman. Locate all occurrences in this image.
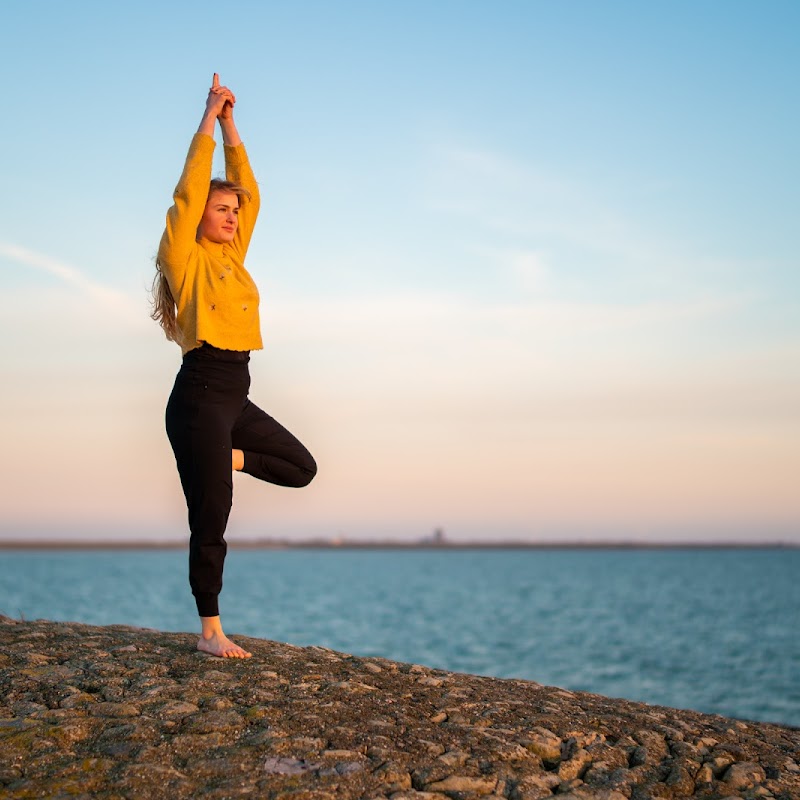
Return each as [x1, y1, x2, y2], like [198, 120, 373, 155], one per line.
[152, 74, 317, 658]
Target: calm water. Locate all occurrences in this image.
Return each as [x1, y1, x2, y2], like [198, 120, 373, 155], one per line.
[1, 547, 798, 727]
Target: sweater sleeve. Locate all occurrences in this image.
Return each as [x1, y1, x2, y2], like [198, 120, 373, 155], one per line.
[224, 142, 261, 261]
[157, 133, 216, 293]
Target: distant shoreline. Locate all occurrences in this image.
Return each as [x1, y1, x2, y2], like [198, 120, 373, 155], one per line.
[0, 539, 797, 551]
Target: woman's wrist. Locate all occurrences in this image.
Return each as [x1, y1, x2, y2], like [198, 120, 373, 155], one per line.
[197, 111, 218, 138]
[220, 118, 242, 147]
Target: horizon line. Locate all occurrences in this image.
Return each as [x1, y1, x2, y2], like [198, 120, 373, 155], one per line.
[0, 538, 797, 551]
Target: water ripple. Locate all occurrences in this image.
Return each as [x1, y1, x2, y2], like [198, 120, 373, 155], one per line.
[1, 547, 797, 726]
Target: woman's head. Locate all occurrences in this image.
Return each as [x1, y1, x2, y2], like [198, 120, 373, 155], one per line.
[197, 179, 251, 244]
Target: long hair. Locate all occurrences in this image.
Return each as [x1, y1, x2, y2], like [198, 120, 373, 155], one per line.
[150, 259, 180, 343]
[150, 179, 252, 342]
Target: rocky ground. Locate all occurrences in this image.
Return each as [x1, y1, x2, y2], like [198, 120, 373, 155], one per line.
[0, 615, 798, 800]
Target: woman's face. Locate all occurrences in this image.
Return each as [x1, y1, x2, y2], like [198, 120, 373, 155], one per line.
[198, 191, 239, 244]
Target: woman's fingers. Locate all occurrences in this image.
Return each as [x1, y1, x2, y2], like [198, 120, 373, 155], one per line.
[206, 74, 236, 119]
[211, 74, 234, 102]
[211, 86, 236, 102]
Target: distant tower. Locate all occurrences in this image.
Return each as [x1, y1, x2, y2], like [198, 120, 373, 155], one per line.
[432, 527, 445, 545]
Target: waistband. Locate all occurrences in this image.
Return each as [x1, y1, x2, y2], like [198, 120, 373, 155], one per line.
[183, 343, 250, 364]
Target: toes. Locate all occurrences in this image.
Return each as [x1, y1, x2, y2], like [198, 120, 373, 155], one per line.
[199, 636, 251, 658]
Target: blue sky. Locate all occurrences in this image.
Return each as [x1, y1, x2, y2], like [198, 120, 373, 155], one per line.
[1, 1, 798, 542]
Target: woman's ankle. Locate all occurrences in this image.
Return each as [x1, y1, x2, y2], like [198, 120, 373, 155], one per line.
[200, 615, 224, 638]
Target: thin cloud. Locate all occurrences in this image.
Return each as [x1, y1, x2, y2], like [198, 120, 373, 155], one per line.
[0, 241, 140, 319]
[424, 143, 749, 295]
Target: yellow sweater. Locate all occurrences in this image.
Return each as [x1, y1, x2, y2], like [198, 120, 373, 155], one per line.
[158, 133, 263, 355]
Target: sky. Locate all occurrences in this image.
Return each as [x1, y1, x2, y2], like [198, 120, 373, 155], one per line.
[1, 0, 798, 543]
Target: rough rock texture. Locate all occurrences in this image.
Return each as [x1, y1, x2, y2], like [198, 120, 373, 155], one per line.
[1, 616, 798, 800]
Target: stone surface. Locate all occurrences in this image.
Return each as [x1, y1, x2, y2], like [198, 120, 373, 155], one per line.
[1, 615, 799, 799]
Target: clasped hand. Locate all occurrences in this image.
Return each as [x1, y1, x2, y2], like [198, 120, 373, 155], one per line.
[205, 72, 235, 121]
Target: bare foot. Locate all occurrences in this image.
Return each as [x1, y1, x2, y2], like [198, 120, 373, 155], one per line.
[197, 632, 252, 658]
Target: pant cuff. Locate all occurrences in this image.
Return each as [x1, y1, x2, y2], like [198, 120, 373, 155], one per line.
[194, 592, 220, 618]
[241, 449, 256, 477]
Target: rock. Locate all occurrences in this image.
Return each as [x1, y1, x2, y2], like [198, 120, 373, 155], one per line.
[437, 750, 470, 769]
[519, 726, 562, 763]
[723, 761, 767, 791]
[263, 756, 320, 775]
[11, 701, 47, 716]
[558, 747, 592, 781]
[0, 615, 798, 800]
[417, 676, 444, 687]
[584, 763, 633, 793]
[88, 701, 141, 717]
[627, 746, 647, 768]
[664, 763, 695, 796]
[374, 761, 412, 792]
[695, 762, 714, 788]
[709, 752, 737, 776]
[181, 709, 243, 733]
[424, 774, 498, 794]
[565, 730, 607, 749]
[586, 742, 629, 771]
[420, 740, 447, 757]
[201, 696, 235, 711]
[323, 749, 361, 759]
[59, 692, 97, 709]
[511, 783, 554, 799]
[148, 700, 200, 719]
[632, 729, 669, 764]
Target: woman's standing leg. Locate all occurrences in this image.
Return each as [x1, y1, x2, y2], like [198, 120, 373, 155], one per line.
[166, 358, 252, 658]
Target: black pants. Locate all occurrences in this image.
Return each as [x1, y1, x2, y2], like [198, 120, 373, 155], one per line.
[165, 344, 316, 617]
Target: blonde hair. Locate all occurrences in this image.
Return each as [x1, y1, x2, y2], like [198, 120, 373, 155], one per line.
[150, 260, 180, 343]
[150, 179, 252, 342]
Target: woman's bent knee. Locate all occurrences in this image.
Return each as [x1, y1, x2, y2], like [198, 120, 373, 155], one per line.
[297, 459, 317, 488]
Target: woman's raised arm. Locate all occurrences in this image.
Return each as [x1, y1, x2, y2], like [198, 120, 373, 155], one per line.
[215, 73, 242, 148]
[158, 75, 235, 288]
[201, 73, 239, 141]
[218, 77, 260, 259]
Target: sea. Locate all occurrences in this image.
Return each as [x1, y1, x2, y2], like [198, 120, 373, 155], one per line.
[1, 546, 798, 728]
